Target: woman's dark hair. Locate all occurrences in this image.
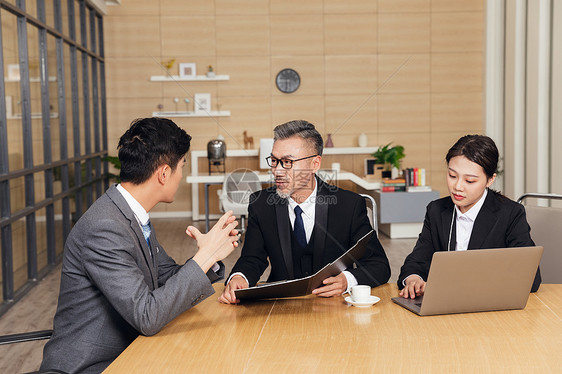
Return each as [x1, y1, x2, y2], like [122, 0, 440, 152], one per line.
[446, 135, 499, 179]
[118, 117, 191, 184]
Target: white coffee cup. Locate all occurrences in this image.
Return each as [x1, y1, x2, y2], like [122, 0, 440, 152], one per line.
[349, 285, 371, 302]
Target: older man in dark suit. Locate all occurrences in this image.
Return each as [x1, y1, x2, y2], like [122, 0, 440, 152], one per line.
[219, 120, 390, 304]
[41, 118, 239, 373]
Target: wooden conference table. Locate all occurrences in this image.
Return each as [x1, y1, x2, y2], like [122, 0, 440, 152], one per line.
[105, 283, 562, 373]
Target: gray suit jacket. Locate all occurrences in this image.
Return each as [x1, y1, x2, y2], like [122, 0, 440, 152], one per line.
[41, 185, 222, 373]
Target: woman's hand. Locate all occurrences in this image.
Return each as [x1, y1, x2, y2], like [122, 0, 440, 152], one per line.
[399, 275, 426, 299]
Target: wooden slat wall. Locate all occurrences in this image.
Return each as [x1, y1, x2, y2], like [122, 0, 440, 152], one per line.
[105, 0, 485, 214]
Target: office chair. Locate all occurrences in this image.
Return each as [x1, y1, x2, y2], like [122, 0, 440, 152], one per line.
[360, 194, 378, 234]
[217, 170, 262, 234]
[0, 330, 52, 346]
[517, 193, 562, 284]
[0, 330, 61, 373]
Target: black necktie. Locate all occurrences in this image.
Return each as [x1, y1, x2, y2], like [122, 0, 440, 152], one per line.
[294, 206, 307, 248]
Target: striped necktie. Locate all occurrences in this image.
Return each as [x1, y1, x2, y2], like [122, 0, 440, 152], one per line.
[141, 220, 151, 247]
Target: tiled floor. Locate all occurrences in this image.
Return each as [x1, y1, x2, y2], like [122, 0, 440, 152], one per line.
[0, 218, 416, 373]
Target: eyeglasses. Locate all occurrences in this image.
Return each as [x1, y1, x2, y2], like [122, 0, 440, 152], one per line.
[265, 155, 318, 169]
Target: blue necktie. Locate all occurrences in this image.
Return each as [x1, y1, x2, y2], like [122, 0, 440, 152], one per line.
[294, 206, 307, 248]
[141, 220, 151, 247]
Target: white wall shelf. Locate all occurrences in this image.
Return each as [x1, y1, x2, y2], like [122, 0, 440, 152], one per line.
[6, 76, 57, 82]
[7, 113, 58, 119]
[152, 110, 230, 118]
[150, 75, 229, 82]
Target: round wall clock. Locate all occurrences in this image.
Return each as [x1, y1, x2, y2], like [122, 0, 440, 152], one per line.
[276, 68, 300, 93]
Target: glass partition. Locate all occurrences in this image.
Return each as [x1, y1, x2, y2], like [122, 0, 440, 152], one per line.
[0, 0, 107, 315]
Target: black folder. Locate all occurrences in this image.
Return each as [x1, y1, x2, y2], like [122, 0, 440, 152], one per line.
[234, 230, 373, 301]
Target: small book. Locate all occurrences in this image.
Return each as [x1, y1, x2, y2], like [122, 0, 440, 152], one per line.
[406, 185, 432, 192]
[382, 186, 406, 192]
[234, 230, 373, 301]
[382, 178, 406, 184]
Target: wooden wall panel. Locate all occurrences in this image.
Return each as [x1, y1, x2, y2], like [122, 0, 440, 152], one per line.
[324, 94, 378, 139]
[160, 0, 215, 15]
[378, 93, 430, 133]
[431, 92, 483, 132]
[380, 132, 431, 171]
[432, 0, 484, 12]
[270, 0, 323, 14]
[325, 55, 378, 95]
[431, 12, 484, 52]
[106, 57, 163, 99]
[103, 0, 159, 16]
[104, 16, 160, 58]
[378, 0, 430, 13]
[324, 15, 377, 55]
[215, 0, 269, 15]
[378, 13, 430, 53]
[212, 95, 272, 142]
[270, 15, 324, 56]
[430, 131, 469, 171]
[103, 1, 485, 212]
[431, 53, 483, 93]
[160, 16, 216, 57]
[271, 96, 325, 134]
[217, 56, 271, 97]
[324, 0, 377, 14]
[216, 16, 270, 56]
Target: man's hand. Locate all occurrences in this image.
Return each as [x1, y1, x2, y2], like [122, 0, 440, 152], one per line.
[399, 275, 426, 299]
[218, 275, 249, 304]
[187, 211, 239, 273]
[312, 273, 348, 298]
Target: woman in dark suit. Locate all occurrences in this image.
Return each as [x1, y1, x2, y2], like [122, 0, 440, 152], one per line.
[398, 135, 541, 298]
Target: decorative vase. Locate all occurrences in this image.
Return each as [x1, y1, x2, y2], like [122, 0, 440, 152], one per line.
[358, 133, 368, 147]
[325, 133, 334, 148]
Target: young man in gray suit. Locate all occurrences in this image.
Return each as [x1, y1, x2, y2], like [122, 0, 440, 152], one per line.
[41, 118, 239, 373]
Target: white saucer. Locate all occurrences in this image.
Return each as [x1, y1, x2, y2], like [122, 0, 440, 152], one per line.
[345, 295, 380, 308]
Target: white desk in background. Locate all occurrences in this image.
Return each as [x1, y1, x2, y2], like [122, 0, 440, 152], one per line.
[186, 170, 381, 232]
[187, 146, 378, 223]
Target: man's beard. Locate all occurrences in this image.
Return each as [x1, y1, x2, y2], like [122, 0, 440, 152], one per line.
[276, 188, 291, 199]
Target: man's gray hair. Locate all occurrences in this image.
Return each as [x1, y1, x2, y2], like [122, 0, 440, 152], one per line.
[273, 120, 324, 155]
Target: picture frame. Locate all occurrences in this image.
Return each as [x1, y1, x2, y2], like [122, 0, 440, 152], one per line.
[7, 64, 20, 81]
[364, 158, 383, 178]
[179, 63, 196, 79]
[194, 93, 211, 115]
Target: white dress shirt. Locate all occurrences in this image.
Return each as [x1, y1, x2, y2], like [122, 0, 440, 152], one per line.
[403, 189, 489, 286]
[287, 182, 317, 243]
[454, 189, 487, 251]
[116, 184, 155, 257]
[117, 184, 219, 271]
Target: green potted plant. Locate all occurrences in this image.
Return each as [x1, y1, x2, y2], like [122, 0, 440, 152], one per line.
[371, 143, 405, 179]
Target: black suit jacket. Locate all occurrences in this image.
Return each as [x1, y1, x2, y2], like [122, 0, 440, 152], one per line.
[398, 190, 541, 292]
[229, 177, 391, 288]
